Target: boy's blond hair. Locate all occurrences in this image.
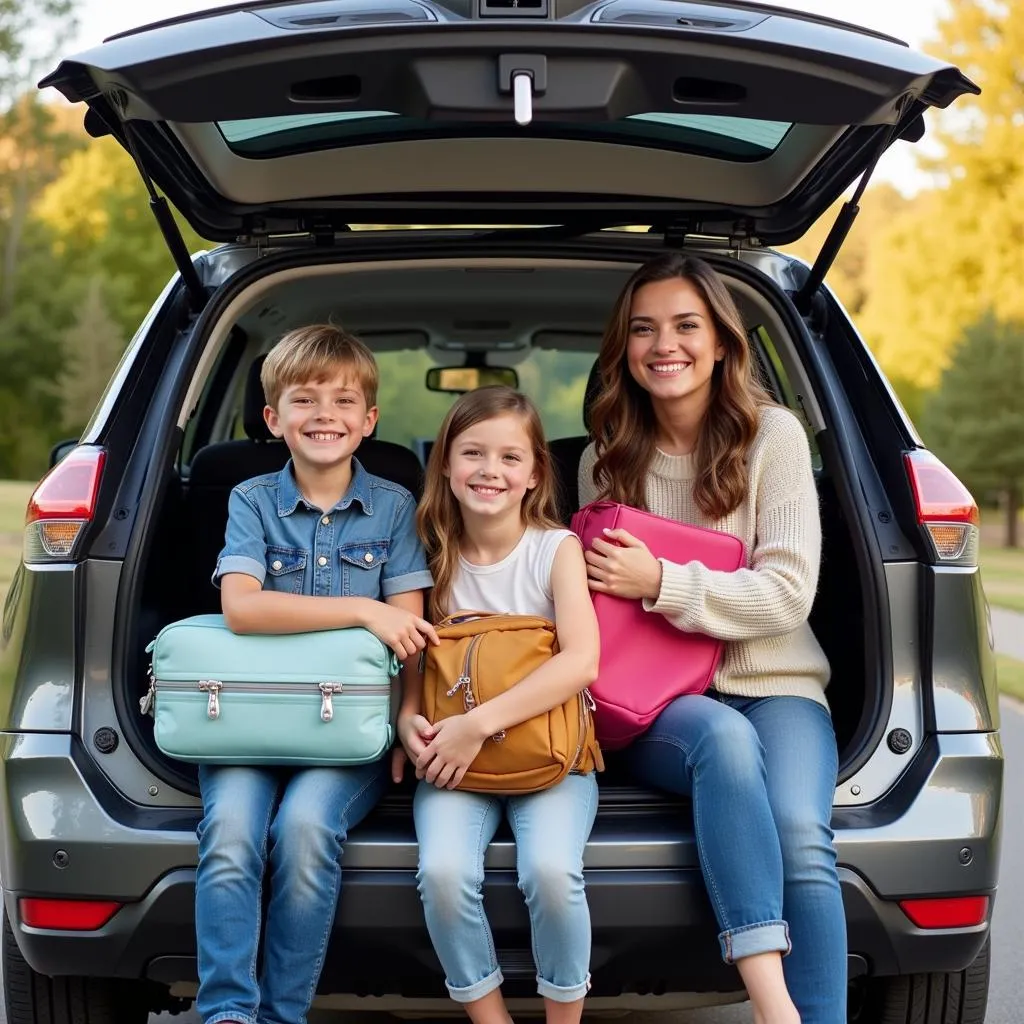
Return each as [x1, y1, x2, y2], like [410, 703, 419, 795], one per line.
[260, 325, 379, 410]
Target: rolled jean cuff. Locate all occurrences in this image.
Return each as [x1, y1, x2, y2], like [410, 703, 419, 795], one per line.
[205, 1013, 256, 1024]
[537, 973, 591, 1003]
[446, 967, 503, 1004]
[720, 920, 791, 964]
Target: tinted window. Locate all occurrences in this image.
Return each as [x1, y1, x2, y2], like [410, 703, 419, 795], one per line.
[217, 111, 791, 160]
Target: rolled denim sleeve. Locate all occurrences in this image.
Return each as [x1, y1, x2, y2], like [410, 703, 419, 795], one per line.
[381, 494, 433, 597]
[213, 487, 268, 588]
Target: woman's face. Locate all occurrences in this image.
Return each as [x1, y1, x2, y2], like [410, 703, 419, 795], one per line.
[625, 276, 725, 408]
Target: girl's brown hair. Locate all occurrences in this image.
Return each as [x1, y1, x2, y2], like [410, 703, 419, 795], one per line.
[588, 254, 771, 520]
[417, 386, 561, 622]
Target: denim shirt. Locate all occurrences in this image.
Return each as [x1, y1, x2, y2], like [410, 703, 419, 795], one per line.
[214, 458, 433, 599]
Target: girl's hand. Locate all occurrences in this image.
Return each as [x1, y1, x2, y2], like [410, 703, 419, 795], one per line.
[392, 714, 436, 783]
[585, 528, 663, 601]
[415, 713, 488, 790]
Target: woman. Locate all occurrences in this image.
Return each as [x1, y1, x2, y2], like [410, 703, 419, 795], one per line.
[578, 253, 845, 1024]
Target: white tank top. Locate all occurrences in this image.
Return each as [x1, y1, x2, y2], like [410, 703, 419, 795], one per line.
[448, 527, 578, 621]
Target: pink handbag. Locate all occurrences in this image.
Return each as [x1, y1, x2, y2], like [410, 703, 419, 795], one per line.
[570, 501, 745, 749]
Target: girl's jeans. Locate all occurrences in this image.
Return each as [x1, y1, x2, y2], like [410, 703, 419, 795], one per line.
[413, 772, 599, 1004]
[194, 761, 387, 1024]
[626, 693, 846, 1024]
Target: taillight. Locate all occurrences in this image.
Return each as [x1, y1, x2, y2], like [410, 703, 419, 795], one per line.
[898, 895, 989, 929]
[904, 450, 980, 566]
[19, 897, 122, 931]
[23, 446, 106, 563]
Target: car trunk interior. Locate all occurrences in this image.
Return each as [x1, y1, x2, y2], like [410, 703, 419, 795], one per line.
[126, 253, 870, 807]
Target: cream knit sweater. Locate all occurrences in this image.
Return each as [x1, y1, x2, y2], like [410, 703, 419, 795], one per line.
[578, 405, 831, 706]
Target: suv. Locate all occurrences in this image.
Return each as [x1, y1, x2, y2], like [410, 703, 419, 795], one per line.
[0, 2, 1002, 1023]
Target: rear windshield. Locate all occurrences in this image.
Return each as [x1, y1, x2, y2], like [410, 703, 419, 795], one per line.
[217, 111, 791, 160]
[371, 348, 596, 456]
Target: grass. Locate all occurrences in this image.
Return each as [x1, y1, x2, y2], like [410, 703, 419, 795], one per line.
[979, 544, 1024, 614]
[996, 655, 1024, 704]
[0, 480, 32, 609]
[0, 480, 32, 534]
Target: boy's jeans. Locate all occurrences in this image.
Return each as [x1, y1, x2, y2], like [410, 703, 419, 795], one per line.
[627, 693, 846, 1024]
[414, 773, 599, 1004]
[194, 761, 387, 1024]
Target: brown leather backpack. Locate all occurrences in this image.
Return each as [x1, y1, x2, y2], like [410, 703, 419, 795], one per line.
[422, 611, 603, 794]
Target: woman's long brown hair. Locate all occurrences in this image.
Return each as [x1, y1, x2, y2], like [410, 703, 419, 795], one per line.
[416, 386, 561, 622]
[588, 254, 771, 520]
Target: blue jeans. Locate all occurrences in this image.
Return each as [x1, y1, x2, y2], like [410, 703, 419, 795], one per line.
[627, 693, 846, 1024]
[414, 773, 599, 1004]
[194, 762, 387, 1024]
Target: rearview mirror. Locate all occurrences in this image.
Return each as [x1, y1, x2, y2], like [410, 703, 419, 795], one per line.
[425, 366, 518, 393]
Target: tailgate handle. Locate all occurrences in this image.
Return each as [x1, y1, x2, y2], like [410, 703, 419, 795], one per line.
[498, 54, 547, 127]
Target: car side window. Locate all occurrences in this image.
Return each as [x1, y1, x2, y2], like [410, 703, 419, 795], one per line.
[752, 324, 822, 472]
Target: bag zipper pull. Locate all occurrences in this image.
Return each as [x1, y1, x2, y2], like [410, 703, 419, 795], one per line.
[446, 675, 470, 698]
[199, 680, 222, 720]
[139, 664, 156, 716]
[319, 682, 342, 722]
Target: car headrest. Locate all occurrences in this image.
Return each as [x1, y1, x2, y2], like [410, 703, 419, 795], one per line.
[243, 355, 273, 441]
[242, 354, 378, 441]
[582, 358, 601, 436]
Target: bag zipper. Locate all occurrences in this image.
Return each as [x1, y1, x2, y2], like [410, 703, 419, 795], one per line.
[441, 634, 596, 758]
[571, 688, 596, 771]
[445, 634, 483, 704]
[139, 678, 390, 721]
[444, 634, 508, 742]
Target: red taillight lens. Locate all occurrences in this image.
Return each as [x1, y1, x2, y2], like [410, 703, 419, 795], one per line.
[904, 450, 980, 564]
[23, 447, 105, 562]
[898, 895, 989, 929]
[19, 898, 121, 931]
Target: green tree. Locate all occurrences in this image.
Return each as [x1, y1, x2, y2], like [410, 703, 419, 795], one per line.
[0, 0, 82, 478]
[922, 314, 1024, 547]
[35, 137, 208, 339]
[57, 276, 126, 433]
[1, 0, 80, 316]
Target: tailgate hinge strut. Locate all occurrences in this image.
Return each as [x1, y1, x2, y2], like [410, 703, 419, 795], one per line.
[121, 121, 207, 314]
[794, 98, 913, 316]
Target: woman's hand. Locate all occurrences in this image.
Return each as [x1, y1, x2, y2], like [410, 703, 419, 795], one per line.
[415, 713, 488, 790]
[391, 713, 436, 783]
[585, 528, 663, 601]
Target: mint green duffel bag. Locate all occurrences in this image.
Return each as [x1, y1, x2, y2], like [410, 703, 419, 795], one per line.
[141, 614, 400, 767]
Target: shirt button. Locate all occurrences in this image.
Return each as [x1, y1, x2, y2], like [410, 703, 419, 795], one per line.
[321, 516, 330, 525]
[271, 559, 283, 571]
[317, 555, 328, 567]
[364, 552, 374, 563]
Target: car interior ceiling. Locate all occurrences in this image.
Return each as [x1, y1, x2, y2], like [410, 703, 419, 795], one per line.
[138, 260, 866, 768]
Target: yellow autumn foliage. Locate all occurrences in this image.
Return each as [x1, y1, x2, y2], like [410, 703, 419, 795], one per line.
[855, 0, 1024, 390]
[33, 137, 141, 249]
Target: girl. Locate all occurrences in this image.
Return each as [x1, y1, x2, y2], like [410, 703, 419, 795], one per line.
[578, 254, 845, 1024]
[403, 386, 601, 1024]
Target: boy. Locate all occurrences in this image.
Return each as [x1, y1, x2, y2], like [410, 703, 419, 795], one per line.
[196, 324, 437, 1024]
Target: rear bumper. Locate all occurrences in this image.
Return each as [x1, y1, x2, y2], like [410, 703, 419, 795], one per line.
[4, 866, 994, 997]
[1, 732, 1001, 994]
